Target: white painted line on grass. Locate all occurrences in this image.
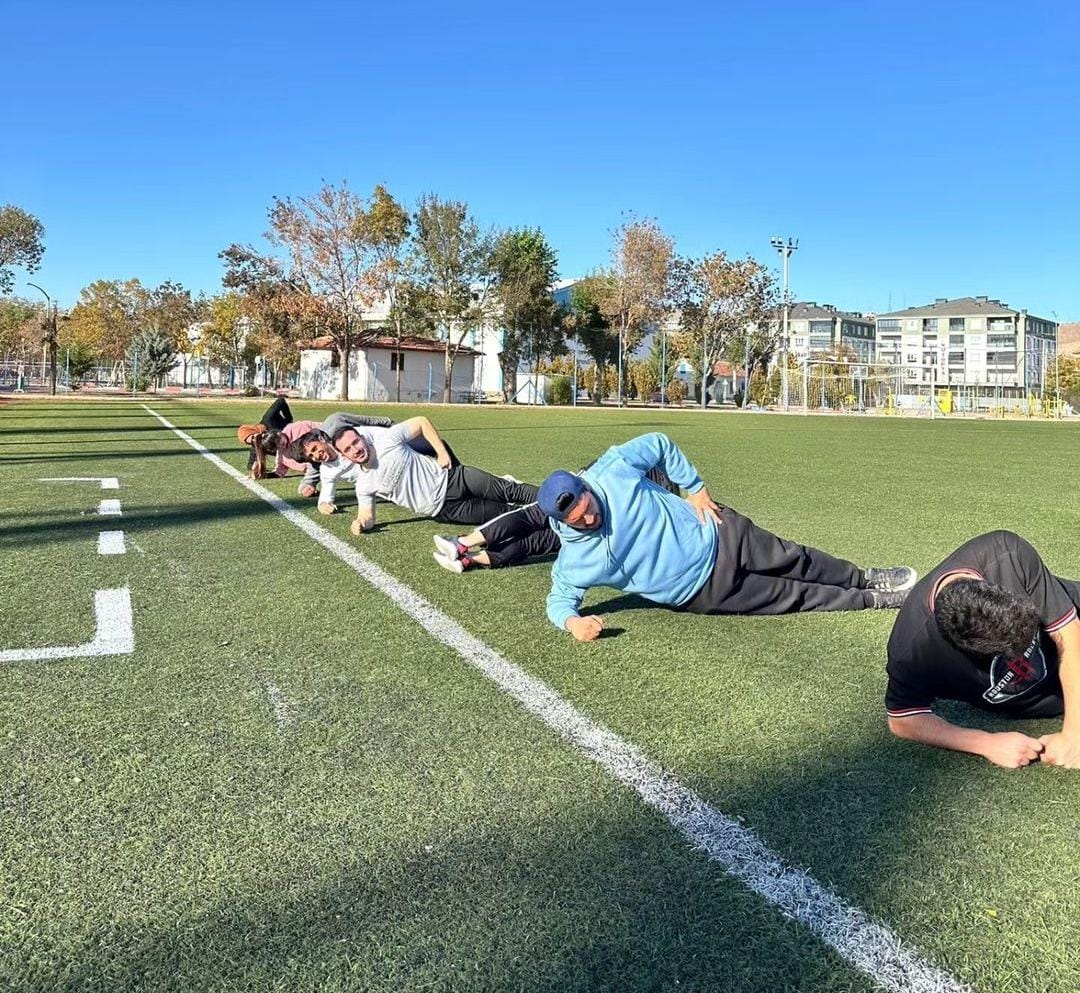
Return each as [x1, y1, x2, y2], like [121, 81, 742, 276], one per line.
[0, 589, 134, 663]
[97, 530, 127, 555]
[39, 476, 120, 489]
[97, 499, 122, 516]
[262, 680, 294, 729]
[143, 404, 972, 993]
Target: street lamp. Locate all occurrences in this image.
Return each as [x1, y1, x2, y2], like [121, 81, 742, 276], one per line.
[770, 237, 798, 410]
[27, 282, 58, 396]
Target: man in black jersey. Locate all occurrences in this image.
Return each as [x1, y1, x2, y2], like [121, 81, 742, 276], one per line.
[886, 530, 1080, 769]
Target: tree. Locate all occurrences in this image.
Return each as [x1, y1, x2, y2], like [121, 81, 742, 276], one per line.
[0, 296, 40, 356]
[492, 228, 560, 401]
[265, 182, 378, 401]
[203, 293, 254, 387]
[67, 341, 97, 386]
[0, 205, 45, 294]
[412, 193, 496, 403]
[670, 252, 777, 407]
[127, 328, 177, 389]
[144, 282, 198, 385]
[65, 279, 148, 364]
[563, 276, 618, 404]
[359, 184, 413, 401]
[595, 215, 673, 403]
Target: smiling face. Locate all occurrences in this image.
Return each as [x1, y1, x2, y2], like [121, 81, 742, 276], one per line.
[302, 437, 336, 464]
[334, 429, 372, 466]
[563, 490, 603, 531]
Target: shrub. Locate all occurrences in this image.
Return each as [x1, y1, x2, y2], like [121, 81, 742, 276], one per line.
[665, 379, 686, 405]
[549, 374, 573, 405]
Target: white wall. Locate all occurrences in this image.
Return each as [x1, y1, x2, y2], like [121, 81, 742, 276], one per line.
[299, 347, 476, 402]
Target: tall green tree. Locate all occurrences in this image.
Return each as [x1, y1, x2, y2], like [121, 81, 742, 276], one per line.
[203, 293, 254, 387]
[0, 205, 45, 294]
[0, 296, 39, 356]
[670, 252, 777, 407]
[492, 228, 560, 401]
[412, 194, 496, 403]
[146, 281, 198, 385]
[127, 328, 177, 389]
[66, 279, 149, 364]
[563, 275, 618, 404]
[359, 184, 413, 401]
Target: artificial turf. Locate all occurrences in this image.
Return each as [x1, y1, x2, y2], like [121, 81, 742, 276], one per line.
[1, 397, 1079, 993]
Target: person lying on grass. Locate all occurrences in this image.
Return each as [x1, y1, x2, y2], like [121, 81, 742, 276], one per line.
[539, 432, 916, 643]
[237, 397, 392, 490]
[885, 530, 1080, 770]
[287, 416, 536, 535]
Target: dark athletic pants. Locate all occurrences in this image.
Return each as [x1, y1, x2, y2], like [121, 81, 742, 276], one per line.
[683, 509, 869, 614]
[468, 465, 679, 569]
[435, 468, 539, 527]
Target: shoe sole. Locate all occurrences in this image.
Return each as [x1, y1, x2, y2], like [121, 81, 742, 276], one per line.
[432, 535, 460, 559]
[432, 551, 464, 574]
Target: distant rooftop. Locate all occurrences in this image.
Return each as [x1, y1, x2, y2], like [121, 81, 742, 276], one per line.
[878, 296, 1020, 318]
[789, 301, 871, 323]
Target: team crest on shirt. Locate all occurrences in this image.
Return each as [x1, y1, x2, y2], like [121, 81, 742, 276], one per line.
[983, 633, 1047, 704]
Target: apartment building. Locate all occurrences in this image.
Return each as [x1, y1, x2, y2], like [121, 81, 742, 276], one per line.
[783, 302, 876, 363]
[875, 297, 1057, 390]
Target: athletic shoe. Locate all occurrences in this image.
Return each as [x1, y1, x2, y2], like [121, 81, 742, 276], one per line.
[867, 589, 909, 609]
[433, 534, 467, 560]
[433, 551, 466, 574]
[863, 566, 917, 592]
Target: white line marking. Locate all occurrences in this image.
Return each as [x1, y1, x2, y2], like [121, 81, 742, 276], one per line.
[143, 404, 972, 993]
[0, 589, 135, 663]
[262, 680, 294, 729]
[39, 476, 119, 489]
[97, 530, 127, 555]
[97, 499, 122, 516]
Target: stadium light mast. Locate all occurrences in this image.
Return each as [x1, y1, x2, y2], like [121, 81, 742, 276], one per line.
[771, 237, 798, 410]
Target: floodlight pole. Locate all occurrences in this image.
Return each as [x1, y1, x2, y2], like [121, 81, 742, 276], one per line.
[770, 238, 798, 411]
[27, 282, 58, 396]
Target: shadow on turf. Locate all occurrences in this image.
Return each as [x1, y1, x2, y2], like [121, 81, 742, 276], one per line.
[0, 446, 237, 466]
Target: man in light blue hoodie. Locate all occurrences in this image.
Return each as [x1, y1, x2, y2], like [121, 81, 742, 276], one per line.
[541, 433, 916, 641]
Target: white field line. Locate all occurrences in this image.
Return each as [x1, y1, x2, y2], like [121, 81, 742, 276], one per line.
[0, 589, 134, 663]
[97, 499, 122, 516]
[143, 405, 972, 993]
[262, 680, 294, 729]
[97, 530, 127, 555]
[39, 476, 119, 490]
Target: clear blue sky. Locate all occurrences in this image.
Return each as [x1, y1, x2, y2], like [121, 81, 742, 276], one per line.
[4, 1, 1079, 318]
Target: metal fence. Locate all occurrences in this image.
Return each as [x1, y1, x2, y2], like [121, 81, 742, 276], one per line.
[754, 363, 1069, 418]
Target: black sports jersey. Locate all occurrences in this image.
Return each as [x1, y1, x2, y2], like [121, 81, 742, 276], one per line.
[886, 531, 1078, 719]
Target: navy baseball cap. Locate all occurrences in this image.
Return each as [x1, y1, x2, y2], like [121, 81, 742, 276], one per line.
[538, 470, 587, 521]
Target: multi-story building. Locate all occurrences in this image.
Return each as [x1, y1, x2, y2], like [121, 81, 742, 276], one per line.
[875, 297, 1058, 391]
[783, 302, 876, 363]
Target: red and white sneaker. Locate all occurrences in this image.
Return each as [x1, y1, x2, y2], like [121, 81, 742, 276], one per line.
[433, 551, 473, 574]
[433, 534, 468, 560]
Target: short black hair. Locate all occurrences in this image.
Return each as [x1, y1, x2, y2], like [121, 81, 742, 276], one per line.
[934, 578, 1040, 659]
[331, 424, 361, 445]
[285, 428, 331, 465]
[261, 429, 283, 455]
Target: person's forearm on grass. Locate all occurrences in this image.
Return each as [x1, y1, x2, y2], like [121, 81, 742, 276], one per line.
[888, 711, 1043, 769]
[1040, 620, 1080, 767]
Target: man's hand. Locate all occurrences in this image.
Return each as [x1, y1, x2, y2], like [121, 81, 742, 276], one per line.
[686, 487, 722, 526]
[566, 615, 604, 642]
[981, 731, 1044, 769]
[250, 464, 266, 480]
[436, 449, 452, 470]
[299, 484, 316, 499]
[317, 502, 337, 516]
[350, 517, 370, 537]
[1038, 731, 1080, 768]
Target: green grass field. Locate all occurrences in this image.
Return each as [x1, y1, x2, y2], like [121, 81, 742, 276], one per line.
[2, 397, 1079, 993]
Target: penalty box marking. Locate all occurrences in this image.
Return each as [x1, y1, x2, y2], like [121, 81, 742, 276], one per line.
[143, 404, 973, 993]
[39, 476, 120, 490]
[0, 589, 134, 663]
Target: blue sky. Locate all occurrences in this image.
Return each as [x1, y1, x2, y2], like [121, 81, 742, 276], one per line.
[4, 1, 1079, 318]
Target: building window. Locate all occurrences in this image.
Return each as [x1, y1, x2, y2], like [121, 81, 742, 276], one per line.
[390, 351, 406, 371]
[949, 318, 966, 331]
[877, 319, 901, 333]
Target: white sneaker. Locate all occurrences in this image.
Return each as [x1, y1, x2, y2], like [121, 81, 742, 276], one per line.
[433, 534, 464, 559]
[432, 551, 465, 574]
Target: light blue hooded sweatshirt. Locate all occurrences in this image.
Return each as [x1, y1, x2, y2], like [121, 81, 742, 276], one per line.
[545, 433, 718, 631]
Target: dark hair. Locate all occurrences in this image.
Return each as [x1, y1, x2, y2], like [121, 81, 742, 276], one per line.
[261, 429, 283, 455]
[934, 579, 1040, 659]
[332, 424, 361, 445]
[285, 429, 331, 465]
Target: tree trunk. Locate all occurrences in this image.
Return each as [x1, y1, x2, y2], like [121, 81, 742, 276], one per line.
[338, 341, 351, 401]
[443, 345, 454, 404]
[395, 320, 402, 403]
